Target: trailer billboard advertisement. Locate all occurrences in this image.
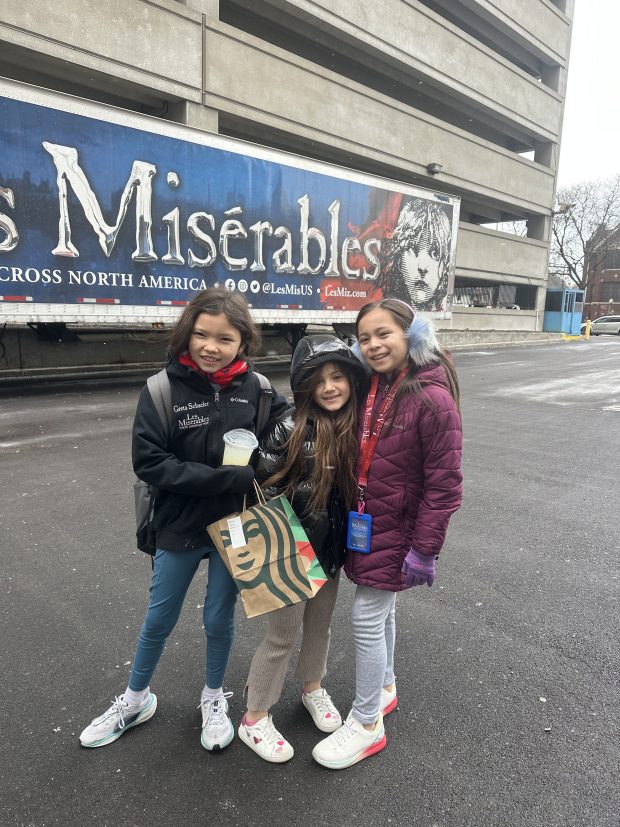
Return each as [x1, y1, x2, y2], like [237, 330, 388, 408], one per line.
[0, 80, 460, 326]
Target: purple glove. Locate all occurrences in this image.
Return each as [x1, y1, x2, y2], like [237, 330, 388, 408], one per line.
[401, 549, 436, 587]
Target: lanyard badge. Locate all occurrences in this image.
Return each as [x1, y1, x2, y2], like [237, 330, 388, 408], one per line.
[347, 369, 408, 554]
[347, 511, 373, 553]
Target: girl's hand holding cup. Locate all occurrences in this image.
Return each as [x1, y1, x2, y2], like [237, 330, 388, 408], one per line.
[222, 429, 258, 466]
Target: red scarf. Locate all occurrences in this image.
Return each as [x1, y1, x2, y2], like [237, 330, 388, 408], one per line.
[178, 354, 249, 387]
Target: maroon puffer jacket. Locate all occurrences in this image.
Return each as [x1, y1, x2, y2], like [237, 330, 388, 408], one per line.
[345, 363, 462, 591]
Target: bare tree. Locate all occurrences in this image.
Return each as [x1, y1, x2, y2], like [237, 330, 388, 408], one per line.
[550, 175, 620, 289]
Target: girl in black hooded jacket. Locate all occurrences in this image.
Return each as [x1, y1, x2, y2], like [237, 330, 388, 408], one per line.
[238, 333, 367, 762]
[79, 288, 288, 754]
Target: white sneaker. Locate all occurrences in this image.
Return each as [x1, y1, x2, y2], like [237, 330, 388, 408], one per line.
[200, 691, 234, 751]
[79, 693, 157, 748]
[381, 683, 398, 716]
[312, 711, 386, 770]
[238, 714, 294, 763]
[302, 688, 342, 732]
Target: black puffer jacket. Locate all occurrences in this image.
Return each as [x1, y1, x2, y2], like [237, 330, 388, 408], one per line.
[258, 414, 346, 577]
[257, 334, 367, 576]
[132, 355, 289, 552]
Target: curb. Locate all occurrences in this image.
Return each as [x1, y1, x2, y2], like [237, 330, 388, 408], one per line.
[0, 337, 585, 388]
[446, 337, 568, 351]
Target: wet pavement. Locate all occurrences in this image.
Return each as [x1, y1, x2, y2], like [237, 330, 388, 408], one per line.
[1, 339, 618, 827]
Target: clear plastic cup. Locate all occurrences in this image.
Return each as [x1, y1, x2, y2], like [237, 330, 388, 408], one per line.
[222, 428, 259, 466]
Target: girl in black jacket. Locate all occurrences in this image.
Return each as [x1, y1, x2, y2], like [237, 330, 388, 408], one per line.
[79, 288, 288, 753]
[239, 334, 366, 762]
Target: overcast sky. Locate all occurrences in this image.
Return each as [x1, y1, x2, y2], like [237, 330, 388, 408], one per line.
[557, 1, 618, 186]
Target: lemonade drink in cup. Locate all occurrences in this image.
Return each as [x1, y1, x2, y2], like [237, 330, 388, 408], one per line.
[222, 429, 259, 466]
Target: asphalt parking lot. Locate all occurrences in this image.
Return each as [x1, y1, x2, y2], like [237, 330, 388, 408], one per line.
[1, 338, 618, 827]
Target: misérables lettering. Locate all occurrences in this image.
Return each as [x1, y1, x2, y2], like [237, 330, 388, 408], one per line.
[0, 143, 381, 282]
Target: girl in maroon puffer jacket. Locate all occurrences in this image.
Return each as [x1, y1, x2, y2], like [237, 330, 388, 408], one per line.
[312, 298, 463, 770]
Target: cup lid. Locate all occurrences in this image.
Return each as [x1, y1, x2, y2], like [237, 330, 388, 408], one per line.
[223, 428, 259, 448]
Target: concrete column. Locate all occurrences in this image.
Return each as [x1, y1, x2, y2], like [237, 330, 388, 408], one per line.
[564, 0, 576, 20]
[176, 0, 219, 133]
[535, 285, 546, 331]
[177, 0, 219, 133]
[541, 64, 561, 93]
[553, 66, 569, 99]
[534, 141, 554, 169]
[527, 214, 552, 243]
[167, 100, 218, 133]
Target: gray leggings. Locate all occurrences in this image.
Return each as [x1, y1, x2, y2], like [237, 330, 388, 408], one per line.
[351, 585, 397, 725]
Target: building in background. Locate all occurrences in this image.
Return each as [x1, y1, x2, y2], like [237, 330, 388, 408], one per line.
[0, 0, 574, 335]
[584, 233, 620, 321]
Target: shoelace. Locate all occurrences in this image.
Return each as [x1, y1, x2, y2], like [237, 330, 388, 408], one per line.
[97, 696, 131, 727]
[308, 690, 337, 716]
[251, 716, 285, 747]
[330, 717, 360, 746]
[199, 691, 233, 727]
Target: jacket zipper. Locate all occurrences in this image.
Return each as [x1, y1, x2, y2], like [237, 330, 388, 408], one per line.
[206, 390, 221, 465]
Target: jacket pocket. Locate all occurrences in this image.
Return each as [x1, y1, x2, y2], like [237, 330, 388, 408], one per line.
[397, 489, 410, 550]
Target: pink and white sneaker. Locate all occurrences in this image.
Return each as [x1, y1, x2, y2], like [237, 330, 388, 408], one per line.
[312, 711, 386, 770]
[381, 683, 398, 716]
[238, 714, 294, 763]
[302, 687, 342, 732]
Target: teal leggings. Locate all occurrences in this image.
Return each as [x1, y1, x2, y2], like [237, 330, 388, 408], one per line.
[128, 546, 238, 692]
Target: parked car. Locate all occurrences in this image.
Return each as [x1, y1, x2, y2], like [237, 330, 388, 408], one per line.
[581, 316, 620, 335]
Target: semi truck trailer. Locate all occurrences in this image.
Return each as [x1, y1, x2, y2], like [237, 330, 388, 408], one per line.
[0, 77, 460, 374]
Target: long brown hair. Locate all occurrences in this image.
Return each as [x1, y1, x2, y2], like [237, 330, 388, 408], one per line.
[168, 287, 261, 359]
[355, 297, 460, 413]
[264, 362, 359, 512]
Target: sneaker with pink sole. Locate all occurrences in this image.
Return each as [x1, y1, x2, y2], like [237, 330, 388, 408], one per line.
[312, 711, 386, 770]
[381, 684, 398, 716]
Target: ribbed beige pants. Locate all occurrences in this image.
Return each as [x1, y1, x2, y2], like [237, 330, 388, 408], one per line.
[245, 571, 340, 711]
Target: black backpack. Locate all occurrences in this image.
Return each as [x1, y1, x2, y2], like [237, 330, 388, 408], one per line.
[133, 369, 273, 556]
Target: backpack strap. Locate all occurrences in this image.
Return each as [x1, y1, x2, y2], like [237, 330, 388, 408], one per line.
[147, 368, 270, 437]
[253, 371, 273, 436]
[138, 369, 171, 566]
[147, 369, 172, 436]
